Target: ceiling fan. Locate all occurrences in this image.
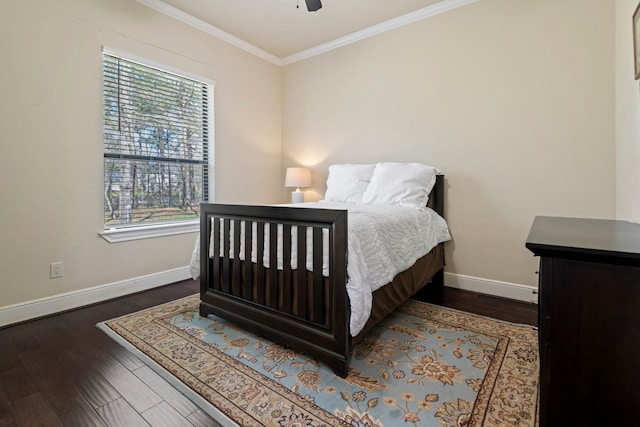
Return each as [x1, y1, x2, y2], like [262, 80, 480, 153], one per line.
[303, 0, 322, 12]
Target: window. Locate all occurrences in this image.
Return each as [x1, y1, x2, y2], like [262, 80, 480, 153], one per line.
[102, 52, 213, 235]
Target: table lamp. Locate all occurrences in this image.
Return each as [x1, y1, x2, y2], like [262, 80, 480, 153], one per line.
[285, 167, 311, 203]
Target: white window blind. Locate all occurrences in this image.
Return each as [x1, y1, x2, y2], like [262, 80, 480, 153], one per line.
[102, 53, 212, 229]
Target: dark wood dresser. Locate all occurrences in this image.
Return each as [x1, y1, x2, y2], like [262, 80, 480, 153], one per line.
[526, 216, 640, 426]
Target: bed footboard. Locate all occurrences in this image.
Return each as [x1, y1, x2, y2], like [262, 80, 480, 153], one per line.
[199, 204, 350, 377]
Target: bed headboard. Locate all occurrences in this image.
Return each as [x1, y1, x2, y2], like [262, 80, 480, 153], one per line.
[426, 174, 444, 218]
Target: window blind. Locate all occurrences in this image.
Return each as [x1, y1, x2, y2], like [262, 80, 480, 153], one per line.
[103, 53, 211, 227]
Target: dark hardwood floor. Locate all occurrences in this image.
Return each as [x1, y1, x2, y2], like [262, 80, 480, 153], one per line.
[0, 279, 537, 427]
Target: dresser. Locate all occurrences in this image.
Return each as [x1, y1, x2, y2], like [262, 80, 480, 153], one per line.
[526, 216, 640, 426]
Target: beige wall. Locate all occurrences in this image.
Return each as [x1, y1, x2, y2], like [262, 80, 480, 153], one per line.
[616, 0, 640, 221]
[282, 0, 615, 287]
[0, 0, 282, 309]
[0, 0, 620, 315]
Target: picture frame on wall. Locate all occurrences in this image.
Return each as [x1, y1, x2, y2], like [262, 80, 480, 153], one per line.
[635, 1, 640, 79]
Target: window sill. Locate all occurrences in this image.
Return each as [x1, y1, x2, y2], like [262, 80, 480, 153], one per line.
[100, 221, 199, 243]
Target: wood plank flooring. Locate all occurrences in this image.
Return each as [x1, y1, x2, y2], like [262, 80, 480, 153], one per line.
[0, 279, 537, 426]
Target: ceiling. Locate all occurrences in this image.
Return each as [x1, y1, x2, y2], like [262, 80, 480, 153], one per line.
[136, 0, 475, 65]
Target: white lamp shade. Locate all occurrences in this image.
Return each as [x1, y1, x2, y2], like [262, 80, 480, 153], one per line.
[285, 167, 311, 189]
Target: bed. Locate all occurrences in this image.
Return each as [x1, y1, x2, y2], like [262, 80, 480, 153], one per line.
[195, 162, 451, 377]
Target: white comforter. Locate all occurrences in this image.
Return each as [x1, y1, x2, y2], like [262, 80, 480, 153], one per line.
[190, 202, 451, 336]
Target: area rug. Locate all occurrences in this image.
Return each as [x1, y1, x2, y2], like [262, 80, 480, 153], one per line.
[99, 295, 539, 426]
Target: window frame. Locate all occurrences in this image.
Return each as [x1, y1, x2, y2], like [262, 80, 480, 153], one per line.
[99, 49, 215, 242]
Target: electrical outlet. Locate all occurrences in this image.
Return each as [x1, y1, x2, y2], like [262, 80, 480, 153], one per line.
[50, 262, 64, 279]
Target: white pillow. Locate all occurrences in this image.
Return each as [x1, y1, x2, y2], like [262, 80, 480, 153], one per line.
[361, 162, 438, 208]
[323, 163, 376, 203]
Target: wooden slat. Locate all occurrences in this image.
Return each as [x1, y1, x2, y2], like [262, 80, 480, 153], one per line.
[256, 222, 265, 304]
[56, 398, 108, 427]
[141, 401, 195, 427]
[0, 345, 21, 374]
[10, 393, 63, 427]
[326, 226, 334, 329]
[0, 387, 14, 427]
[243, 220, 254, 300]
[312, 227, 324, 324]
[188, 409, 224, 427]
[82, 351, 163, 413]
[0, 367, 39, 402]
[132, 366, 199, 418]
[222, 218, 231, 294]
[212, 216, 221, 291]
[267, 223, 278, 308]
[19, 345, 107, 427]
[96, 397, 149, 427]
[104, 345, 145, 371]
[282, 224, 292, 313]
[296, 225, 307, 320]
[232, 219, 242, 296]
[55, 349, 121, 409]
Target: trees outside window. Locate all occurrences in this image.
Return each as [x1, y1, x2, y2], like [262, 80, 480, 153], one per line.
[103, 53, 213, 228]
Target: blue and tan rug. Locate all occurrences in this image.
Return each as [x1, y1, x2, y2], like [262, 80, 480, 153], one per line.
[99, 295, 539, 426]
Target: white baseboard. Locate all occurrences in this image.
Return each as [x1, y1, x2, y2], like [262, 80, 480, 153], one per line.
[0, 268, 536, 328]
[444, 272, 538, 304]
[0, 267, 192, 328]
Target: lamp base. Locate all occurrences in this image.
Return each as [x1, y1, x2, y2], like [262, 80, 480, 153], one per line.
[291, 191, 304, 204]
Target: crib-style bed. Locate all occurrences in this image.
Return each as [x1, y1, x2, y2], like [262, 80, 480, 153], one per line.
[197, 163, 450, 377]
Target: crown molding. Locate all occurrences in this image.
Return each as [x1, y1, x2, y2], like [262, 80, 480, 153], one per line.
[136, 0, 479, 67]
[281, 0, 479, 65]
[136, 0, 283, 66]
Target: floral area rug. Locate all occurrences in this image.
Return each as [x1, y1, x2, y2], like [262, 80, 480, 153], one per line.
[99, 295, 539, 426]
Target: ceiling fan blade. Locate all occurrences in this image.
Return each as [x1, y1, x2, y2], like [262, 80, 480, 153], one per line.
[305, 0, 322, 12]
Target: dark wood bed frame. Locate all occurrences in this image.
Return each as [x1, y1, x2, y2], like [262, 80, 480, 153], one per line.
[199, 175, 445, 377]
